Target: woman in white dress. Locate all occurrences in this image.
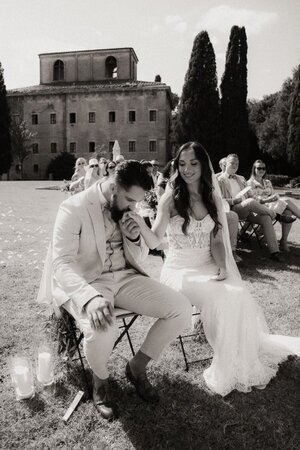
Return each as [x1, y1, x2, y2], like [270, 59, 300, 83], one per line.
[69, 157, 87, 194]
[247, 159, 299, 252]
[128, 142, 300, 396]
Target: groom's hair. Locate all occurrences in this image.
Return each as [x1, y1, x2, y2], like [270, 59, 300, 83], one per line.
[115, 160, 152, 191]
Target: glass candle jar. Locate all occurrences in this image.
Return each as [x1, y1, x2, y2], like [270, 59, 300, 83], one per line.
[36, 344, 54, 386]
[10, 355, 35, 400]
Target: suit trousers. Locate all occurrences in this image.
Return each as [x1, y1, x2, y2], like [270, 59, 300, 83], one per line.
[63, 269, 192, 379]
[226, 211, 239, 251]
[233, 199, 279, 254]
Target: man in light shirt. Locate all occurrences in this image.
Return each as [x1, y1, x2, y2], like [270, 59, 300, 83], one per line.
[218, 154, 295, 261]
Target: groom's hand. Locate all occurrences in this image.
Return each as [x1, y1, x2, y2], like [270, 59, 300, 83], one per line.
[85, 296, 114, 330]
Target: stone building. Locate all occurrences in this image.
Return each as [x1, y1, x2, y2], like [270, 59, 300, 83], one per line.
[7, 47, 173, 180]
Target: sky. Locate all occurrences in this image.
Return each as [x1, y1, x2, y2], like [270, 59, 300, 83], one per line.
[0, 0, 299, 100]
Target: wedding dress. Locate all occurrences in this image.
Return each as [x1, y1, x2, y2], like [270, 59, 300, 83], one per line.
[160, 213, 300, 396]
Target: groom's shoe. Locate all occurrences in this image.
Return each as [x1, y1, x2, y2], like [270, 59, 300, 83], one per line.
[125, 362, 159, 403]
[92, 380, 118, 421]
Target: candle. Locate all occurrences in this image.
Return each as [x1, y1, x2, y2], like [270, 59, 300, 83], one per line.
[37, 352, 53, 384]
[14, 365, 32, 396]
[10, 356, 35, 400]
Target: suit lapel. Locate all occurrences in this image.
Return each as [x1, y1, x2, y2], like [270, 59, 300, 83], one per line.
[86, 183, 106, 265]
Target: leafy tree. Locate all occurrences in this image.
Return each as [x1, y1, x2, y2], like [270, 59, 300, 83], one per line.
[287, 66, 300, 174]
[220, 26, 250, 173]
[47, 152, 76, 180]
[170, 92, 180, 111]
[0, 62, 12, 176]
[175, 31, 221, 167]
[248, 67, 298, 174]
[10, 120, 36, 179]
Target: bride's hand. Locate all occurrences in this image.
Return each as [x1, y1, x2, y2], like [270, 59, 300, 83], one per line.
[125, 211, 145, 227]
[212, 267, 227, 281]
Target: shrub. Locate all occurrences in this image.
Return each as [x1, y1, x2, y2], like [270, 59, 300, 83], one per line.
[47, 152, 76, 180]
[267, 174, 290, 187]
[290, 176, 300, 188]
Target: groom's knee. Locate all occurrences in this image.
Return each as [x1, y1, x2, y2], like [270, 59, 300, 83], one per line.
[171, 292, 193, 328]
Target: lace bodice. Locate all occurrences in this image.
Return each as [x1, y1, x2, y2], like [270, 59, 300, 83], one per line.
[167, 214, 215, 250]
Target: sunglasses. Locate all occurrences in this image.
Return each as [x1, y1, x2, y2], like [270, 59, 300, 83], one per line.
[108, 165, 116, 169]
[152, 164, 159, 167]
[89, 164, 99, 168]
[256, 167, 266, 170]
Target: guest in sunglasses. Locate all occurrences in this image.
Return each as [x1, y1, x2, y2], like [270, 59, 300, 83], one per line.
[69, 157, 87, 194]
[107, 161, 117, 178]
[84, 158, 102, 189]
[247, 160, 299, 252]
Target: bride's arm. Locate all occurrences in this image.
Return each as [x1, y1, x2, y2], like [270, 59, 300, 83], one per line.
[127, 192, 172, 249]
[210, 229, 227, 280]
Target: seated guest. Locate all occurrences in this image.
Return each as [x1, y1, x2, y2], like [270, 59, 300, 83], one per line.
[218, 154, 295, 261]
[99, 157, 108, 178]
[69, 157, 87, 194]
[141, 161, 155, 188]
[156, 160, 174, 200]
[50, 161, 191, 420]
[150, 159, 162, 186]
[115, 154, 125, 164]
[106, 161, 117, 179]
[84, 158, 102, 189]
[215, 157, 227, 179]
[247, 160, 298, 252]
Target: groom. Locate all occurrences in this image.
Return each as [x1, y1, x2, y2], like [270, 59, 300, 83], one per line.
[51, 160, 192, 420]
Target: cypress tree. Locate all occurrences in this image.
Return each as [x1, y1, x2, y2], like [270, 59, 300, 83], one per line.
[287, 66, 300, 174]
[175, 31, 221, 167]
[220, 26, 249, 174]
[0, 62, 12, 176]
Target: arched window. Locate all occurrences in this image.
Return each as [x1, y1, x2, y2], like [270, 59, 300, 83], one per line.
[105, 56, 117, 78]
[53, 60, 64, 81]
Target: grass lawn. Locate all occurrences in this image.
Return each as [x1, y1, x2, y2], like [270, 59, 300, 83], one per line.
[0, 181, 299, 450]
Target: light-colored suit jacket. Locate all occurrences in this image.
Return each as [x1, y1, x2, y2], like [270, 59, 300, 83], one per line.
[45, 182, 148, 311]
[218, 173, 251, 207]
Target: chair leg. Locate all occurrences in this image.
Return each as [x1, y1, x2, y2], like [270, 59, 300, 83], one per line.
[69, 318, 91, 396]
[178, 335, 189, 372]
[113, 315, 139, 354]
[122, 318, 136, 356]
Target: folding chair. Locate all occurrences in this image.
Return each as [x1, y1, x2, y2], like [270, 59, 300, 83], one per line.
[57, 307, 140, 394]
[177, 309, 213, 372]
[238, 219, 263, 247]
[238, 218, 278, 248]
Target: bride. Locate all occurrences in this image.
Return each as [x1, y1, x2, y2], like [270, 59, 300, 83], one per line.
[128, 141, 300, 396]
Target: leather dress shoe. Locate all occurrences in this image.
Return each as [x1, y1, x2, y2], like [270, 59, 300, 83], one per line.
[92, 381, 118, 421]
[125, 362, 159, 403]
[275, 213, 297, 224]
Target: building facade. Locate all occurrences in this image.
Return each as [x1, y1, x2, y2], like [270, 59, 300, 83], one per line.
[7, 47, 173, 180]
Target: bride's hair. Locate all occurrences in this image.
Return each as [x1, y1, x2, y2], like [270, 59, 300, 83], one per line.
[172, 141, 221, 236]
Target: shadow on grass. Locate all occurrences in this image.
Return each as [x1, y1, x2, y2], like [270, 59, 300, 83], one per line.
[23, 394, 46, 414]
[115, 357, 300, 449]
[237, 241, 300, 282]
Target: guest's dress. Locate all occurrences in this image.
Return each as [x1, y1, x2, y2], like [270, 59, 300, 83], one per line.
[160, 214, 300, 396]
[247, 178, 287, 214]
